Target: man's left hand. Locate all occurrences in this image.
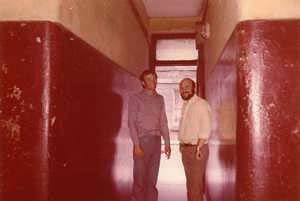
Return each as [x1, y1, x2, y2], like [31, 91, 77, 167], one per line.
[195, 145, 203, 160]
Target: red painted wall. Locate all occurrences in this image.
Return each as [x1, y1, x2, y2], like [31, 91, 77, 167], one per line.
[0, 21, 139, 201]
[236, 20, 300, 201]
[2, 19, 300, 201]
[206, 27, 237, 201]
[0, 22, 51, 201]
[206, 19, 300, 201]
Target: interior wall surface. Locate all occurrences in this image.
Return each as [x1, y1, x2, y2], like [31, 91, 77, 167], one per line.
[0, 21, 141, 201]
[205, 25, 237, 201]
[205, 18, 300, 201]
[204, 0, 240, 78]
[0, 0, 149, 75]
[0, 0, 59, 21]
[236, 19, 300, 201]
[58, 0, 149, 75]
[205, 0, 300, 76]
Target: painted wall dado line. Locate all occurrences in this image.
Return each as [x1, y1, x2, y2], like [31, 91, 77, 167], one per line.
[0, 0, 149, 75]
[205, 0, 300, 74]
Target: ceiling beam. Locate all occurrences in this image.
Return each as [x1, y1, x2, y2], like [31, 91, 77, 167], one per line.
[150, 17, 200, 34]
[128, 0, 151, 42]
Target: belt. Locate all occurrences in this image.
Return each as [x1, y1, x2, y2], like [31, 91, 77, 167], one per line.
[180, 143, 197, 147]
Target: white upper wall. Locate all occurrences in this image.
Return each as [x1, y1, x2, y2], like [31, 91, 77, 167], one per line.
[205, 0, 240, 76]
[0, 0, 59, 20]
[240, 0, 300, 20]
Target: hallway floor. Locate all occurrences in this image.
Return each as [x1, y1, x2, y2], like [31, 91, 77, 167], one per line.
[157, 143, 236, 201]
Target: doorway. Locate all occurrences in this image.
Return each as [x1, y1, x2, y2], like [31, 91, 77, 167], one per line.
[152, 35, 198, 201]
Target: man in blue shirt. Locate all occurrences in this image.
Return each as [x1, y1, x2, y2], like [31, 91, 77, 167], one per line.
[128, 70, 171, 201]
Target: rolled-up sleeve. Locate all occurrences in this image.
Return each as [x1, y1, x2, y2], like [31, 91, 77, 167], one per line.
[160, 98, 170, 145]
[128, 96, 139, 146]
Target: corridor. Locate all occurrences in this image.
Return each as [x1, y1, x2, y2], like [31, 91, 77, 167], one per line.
[1, 1, 300, 201]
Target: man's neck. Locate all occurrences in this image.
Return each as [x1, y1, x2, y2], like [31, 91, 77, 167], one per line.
[144, 88, 156, 95]
[184, 94, 195, 102]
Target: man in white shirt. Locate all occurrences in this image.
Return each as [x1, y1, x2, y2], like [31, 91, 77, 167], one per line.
[178, 78, 211, 201]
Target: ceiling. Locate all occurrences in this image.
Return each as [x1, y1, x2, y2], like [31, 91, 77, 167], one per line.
[142, 0, 204, 18]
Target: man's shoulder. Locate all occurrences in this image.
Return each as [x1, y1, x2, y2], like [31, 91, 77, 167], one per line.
[129, 91, 143, 101]
[193, 96, 210, 107]
[155, 93, 165, 103]
[196, 96, 208, 102]
[156, 93, 164, 98]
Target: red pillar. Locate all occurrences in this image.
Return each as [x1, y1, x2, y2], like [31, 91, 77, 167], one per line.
[237, 20, 300, 201]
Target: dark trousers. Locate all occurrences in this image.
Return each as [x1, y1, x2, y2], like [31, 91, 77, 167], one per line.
[132, 136, 161, 201]
[181, 144, 209, 201]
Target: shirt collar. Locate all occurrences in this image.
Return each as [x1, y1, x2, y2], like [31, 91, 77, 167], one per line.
[141, 89, 158, 96]
[184, 94, 197, 104]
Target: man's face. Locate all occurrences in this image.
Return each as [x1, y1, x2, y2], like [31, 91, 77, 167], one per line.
[142, 73, 157, 91]
[179, 79, 195, 100]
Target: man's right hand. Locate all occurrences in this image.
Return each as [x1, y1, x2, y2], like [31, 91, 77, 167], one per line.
[134, 145, 144, 158]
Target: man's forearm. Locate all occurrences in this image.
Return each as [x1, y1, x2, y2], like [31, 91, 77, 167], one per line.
[129, 124, 139, 146]
[163, 133, 170, 145]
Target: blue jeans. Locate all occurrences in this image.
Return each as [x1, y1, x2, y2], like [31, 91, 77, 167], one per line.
[132, 135, 161, 201]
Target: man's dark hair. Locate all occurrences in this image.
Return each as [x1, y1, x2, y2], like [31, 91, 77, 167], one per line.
[139, 70, 157, 82]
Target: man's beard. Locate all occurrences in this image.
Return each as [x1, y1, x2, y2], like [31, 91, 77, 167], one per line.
[180, 92, 194, 100]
